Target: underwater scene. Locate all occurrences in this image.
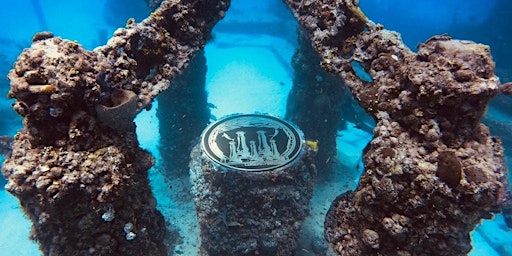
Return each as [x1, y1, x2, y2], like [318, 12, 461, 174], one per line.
[0, 0, 511, 255]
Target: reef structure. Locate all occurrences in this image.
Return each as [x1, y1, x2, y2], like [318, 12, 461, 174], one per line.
[157, 51, 211, 178]
[189, 114, 317, 256]
[2, 0, 229, 255]
[285, 27, 374, 179]
[190, 144, 316, 255]
[285, 28, 348, 177]
[283, 0, 510, 255]
[147, 0, 211, 179]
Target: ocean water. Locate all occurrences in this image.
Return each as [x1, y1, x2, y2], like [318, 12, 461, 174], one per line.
[0, 0, 511, 255]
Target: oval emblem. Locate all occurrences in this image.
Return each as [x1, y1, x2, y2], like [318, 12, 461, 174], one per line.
[201, 114, 304, 172]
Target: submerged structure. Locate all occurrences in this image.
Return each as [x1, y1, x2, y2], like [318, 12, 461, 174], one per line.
[282, 0, 511, 255]
[2, 0, 229, 255]
[1, 0, 511, 255]
[190, 114, 316, 255]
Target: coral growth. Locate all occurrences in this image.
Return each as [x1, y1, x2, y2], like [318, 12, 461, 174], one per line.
[283, 0, 509, 255]
[8, 35, 99, 147]
[2, 0, 230, 255]
[3, 131, 166, 255]
[286, 28, 373, 179]
[286, 28, 349, 177]
[95, 89, 138, 132]
[189, 144, 317, 256]
[157, 51, 211, 178]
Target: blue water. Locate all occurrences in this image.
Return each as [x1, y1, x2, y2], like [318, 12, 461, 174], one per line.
[361, 0, 496, 46]
[0, 0, 511, 255]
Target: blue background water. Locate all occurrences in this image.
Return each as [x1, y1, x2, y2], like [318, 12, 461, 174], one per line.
[0, 0, 511, 255]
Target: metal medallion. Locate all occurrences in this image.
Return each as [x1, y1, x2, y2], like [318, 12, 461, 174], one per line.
[201, 114, 304, 172]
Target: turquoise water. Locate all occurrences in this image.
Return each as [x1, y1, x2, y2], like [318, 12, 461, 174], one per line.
[0, 0, 511, 255]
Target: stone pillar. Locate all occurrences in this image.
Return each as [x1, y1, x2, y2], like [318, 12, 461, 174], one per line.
[286, 28, 372, 178]
[3, 132, 167, 255]
[157, 51, 210, 177]
[189, 114, 316, 256]
[1, 0, 230, 255]
[283, 0, 510, 255]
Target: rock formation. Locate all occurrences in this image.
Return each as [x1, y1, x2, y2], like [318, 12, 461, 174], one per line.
[285, 28, 349, 177]
[283, 0, 510, 255]
[157, 51, 210, 178]
[1, 0, 229, 255]
[286, 28, 374, 179]
[189, 144, 317, 256]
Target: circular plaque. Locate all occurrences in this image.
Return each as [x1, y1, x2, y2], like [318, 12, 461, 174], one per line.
[201, 114, 304, 172]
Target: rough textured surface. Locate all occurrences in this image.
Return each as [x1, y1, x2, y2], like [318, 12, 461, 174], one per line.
[157, 51, 210, 178]
[4, 131, 167, 255]
[286, 28, 350, 177]
[286, 28, 373, 179]
[189, 145, 317, 256]
[283, 0, 510, 255]
[2, 0, 229, 255]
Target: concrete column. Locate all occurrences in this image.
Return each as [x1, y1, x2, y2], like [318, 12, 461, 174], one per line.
[190, 114, 316, 256]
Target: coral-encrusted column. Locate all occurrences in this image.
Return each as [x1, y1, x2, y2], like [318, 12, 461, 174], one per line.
[286, 28, 374, 179]
[283, 0, 510, 255]
[1, 0, 229, 255]
[189, 114, 317, 256]
[157, 51, 210, 178]
[285, 28, 348, 177]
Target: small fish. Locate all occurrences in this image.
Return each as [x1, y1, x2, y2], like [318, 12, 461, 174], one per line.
[305, 140, 319, 151]
[301, 248, 311, 253]
[227, 221, 244, 228]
